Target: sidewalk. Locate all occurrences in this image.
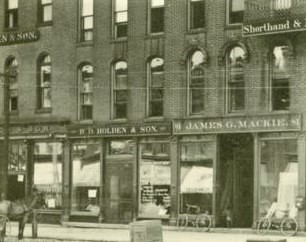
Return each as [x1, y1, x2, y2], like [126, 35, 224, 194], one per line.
[3, 222, 306, 242]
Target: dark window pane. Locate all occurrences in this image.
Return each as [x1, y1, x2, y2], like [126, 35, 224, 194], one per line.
[150, 101, 163, 117]
[116, 90, 127, 102]
[229, 82, 245, 111]
[191, 88, 204, 113]
[229, 0, 244, 24]
[116, 23, 128, 38]
[272, 79, 289, 111]
[10, 96, 18, 111]
[151, 89, 163, 100]
[191, 1, 205, 29]
[82, 105, 93, 120]
[115, 104, 127, 119]
[151, 8, 164, 33]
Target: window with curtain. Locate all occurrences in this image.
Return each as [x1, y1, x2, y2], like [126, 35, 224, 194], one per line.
[227, 46, 246, 112]
[37, 54, 52, 109]
[189, 0, 205, 29]
[5, 58, 18, 112]
[113, 61, 127, 119]
[80, 0, 94, 42]
[38, 0, 52, 24]
[148, 57, 164, 117]
[189, 50, 205, 114]
[149, 0, 164, 33]
[79, 64, 93, 120]
[228, 0, 244, 24]
[5, 0, 18, 28]
[114, 0, 128, 38]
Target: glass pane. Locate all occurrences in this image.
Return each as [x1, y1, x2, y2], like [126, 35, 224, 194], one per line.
[43, 88, 52, 108]
[231, 0, 244, 11]
[151, 0, 164, 7]
[82, 93, 93, 105]
[72, 144, 101, 213]
[191, 88, 204, 113]
[150, 101, 163, 117]
[41, 66, 51, 85]
[116, 12, 127, 23]
[42, 0, 52, 4]
[229, 82, 245, 111]
[180, 142, 214, 214]
[34, 142, 62, 209]
[273, 46, 289, 79]
[83, 31, 93, 41]
[272, 79, 289, 111]
[82, 0, 93, 16]
[116, 23, 128, 38]
[10, 97, 18, 111]
[191, 1, 205, 29]
[273, 0, 292, 10]
[191, 51, 205, 72]
[115, 103, 127, 119]
[82, 105, 93, 120]
[115, 90, 127, 102]
[139, 141, 170, 216]
[9, 144, 27, 172]
[115, 0, 127, 11]
[9, 0, 18, 9]
[115, 62, 127, 88]
[43, 5, 52, 22]
[83, 16, 93, 29]
[151, 89, 163, 100]
[151, 8, 164, 33]
[259, 140, 298, 219]
[229, 47, 245, 68]
[109, 140, 135, 155]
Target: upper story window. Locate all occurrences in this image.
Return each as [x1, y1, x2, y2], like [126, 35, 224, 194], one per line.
[79, 64, 93, 120]
[189, 0, 205, 30]
[37, 54, 52, 109]
[148, 57, 164, 117]
[271, 45, 290, 111]
[188, 51, 205, 114]
[113, 0, 128, 38]
[272, 0, 292, 10]
[5, 0, 18, 28]
[149, 0, 164, 34]
[5, 58, 18, 112]
[38, 0, 52, 24]
[228, 0, 244, 24]
[80, 0, 94, 42]
[227, 46, 246, 112]
[113, 61, 128, 119]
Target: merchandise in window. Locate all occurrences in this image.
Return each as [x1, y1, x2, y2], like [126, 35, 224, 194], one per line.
[80, 0, 94, 42]
[180, 142, 214, 215]
[39, 0, 52, 23]
[272, 45, 290, 111]
[148, 58, 164, 117]
[5, 58, 18, 112]
[34, 142, 63, 210]
[114, 0, 128, 38]
[38, 55, 52, 109]
[5, 0, 18, 28]
[150, 0, 164, 33]
[259, 140, 298, 219]
[72, 144, 101, 214]
[139, 138, 170, 216]
[80, 64, 93, 120]
[228, 0, 244, 24]
[113, 61, 127, 119]
[190, 0, 205, 29]
[108, 140, 135, 156]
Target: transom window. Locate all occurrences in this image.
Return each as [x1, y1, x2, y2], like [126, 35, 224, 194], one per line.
[189, 0, 205, 29]
[37, 55, 52, 109]
[39, 0, 52, 23]
[228, 0, 244, 24]
[79, 64, 93, 120]
[5, 0, 18, 28]
[80, 0, 94, 42]
[114, 0, 128, 38]
[5, 58, 18, 112]
[149, 0, 164, 34]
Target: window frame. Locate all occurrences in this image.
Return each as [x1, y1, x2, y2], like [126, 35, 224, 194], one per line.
[148, 0, 165, 35]
[188, 0, 205, 30]
[5, 0, 18, 29]
[79, 0, 94, 43]
[38, 0, 53, 25]
[5, 57, 18, 113]
[113, 0, 128, 39]
[227, 0, 244, 25]
[37, 54, 52, 111]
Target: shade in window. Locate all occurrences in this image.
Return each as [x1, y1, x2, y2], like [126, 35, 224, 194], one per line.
[38, 55, 52, 109]
[39, 0, 52, 23]
[5, 58, 18, 112]
[114, 0, 128, 38]
[189, 51, 205, 114]
[80, 0, 94, 42]
[113, 61, 128, 119]
[150, 0, 164, 33]
[148, 58, 164, 117]
[80, 64, 93, 120]
[228, 0, 244, 24]
[272, 0, 292, 10]
[227, 46, 245, 112]
[190, 0, 205, 29]
[5, 0, 18, 28]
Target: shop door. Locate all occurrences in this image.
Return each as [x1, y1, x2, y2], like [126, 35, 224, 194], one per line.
[105, 161, 133, 223]
[218, 134, 254, 228]
[7, 174, 26, 202]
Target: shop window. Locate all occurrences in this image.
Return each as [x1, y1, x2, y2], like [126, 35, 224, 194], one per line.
[5, 0, 18, 28]
[148, 58, 164, 117]
[80, 0, 94, 42]
[139, 138, 171, 217]
[188, 50, 205, 114]
[38, 0, 52, 24]
[113, 0, 128, 38]
[79, 64, 93, 120]
[113, 61, 128, 119]
[259, 139, 298, 219]
[272, 0, 292, 10]
[227, 46, 245, 112]
[149, 0, 164, 34]
[180, 142, 214, 214]
[228, 0, 244, 24]
[72, 144, 101, 214]
[271, 45, 290, 111]
[108, 139, 135, 156]
[189, 0, 205, 30]
[34, 142, 62, 210]
[37, 54, 52, 109]
[9, 143, 27, 172]
[5, 57, 18, 112]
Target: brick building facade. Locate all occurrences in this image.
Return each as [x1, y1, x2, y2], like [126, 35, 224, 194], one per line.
[0, 0, 306, 230]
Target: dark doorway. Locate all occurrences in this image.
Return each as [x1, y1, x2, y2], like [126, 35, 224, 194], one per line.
[218, 133, 254, 228]
[7, 174, 26, 202]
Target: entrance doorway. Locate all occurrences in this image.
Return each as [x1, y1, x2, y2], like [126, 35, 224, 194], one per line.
[218, 133, 254, 228]
[7, 174, 26, 201]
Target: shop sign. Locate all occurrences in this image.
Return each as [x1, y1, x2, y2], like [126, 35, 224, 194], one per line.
[68, 122, 171, 137]
[0, 124, 65, 136]
[0, 30, 40, 46]
[173, 114, 301, 135]
[243, 17, 306, 36]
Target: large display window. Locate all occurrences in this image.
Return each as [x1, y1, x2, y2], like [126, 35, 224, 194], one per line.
[180, 139, 214, 215]
[259, 139, 298, 218]
[139, 138, 171, 217]
[71, 144, 101, 215]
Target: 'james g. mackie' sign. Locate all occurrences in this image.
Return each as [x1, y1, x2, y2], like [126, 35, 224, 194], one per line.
[173, 114, 301, 135]
[0, 30, 40, 46]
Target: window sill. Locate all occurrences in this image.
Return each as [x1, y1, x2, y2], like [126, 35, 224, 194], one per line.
[270, 110, 291, 114]
[3, 27, 19, 32]
[225, 23, 243, 30]
[187, 28, 206, 35]
[9, 110, 19, 115]
[111, 118, 128, 124]
[36, 21, 53, 28]
[78, 119, 94, 125]
[144, 116, 165, 122]
[35, 108, 52, 114]
[110, 37, 128, 43]
[76, 41, 94, 47]
[146, 32, 164, 39]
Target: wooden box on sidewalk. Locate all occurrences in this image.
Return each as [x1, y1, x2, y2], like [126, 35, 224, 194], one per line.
[130, 220, 163, 242]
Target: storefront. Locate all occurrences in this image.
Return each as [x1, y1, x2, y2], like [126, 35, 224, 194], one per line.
[173, 113, 305, 228]
[66, 122, 172, 224]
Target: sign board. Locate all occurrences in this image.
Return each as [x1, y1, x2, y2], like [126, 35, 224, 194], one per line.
[0, 123, 66, 136]
[0, 30, 40, 46]
[173, 114, 302, 135]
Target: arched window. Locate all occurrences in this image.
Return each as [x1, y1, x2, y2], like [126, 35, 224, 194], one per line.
[5, 57, 18, 112]
[271, 45, 290, 111]
[113, 61, 127, 119]
[188, 50, 205, 114]
[148, 57, 164, 117]
[37, 54, 52, 109]
[79, 64, 93, 120]
[227, 46, 245, 112]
